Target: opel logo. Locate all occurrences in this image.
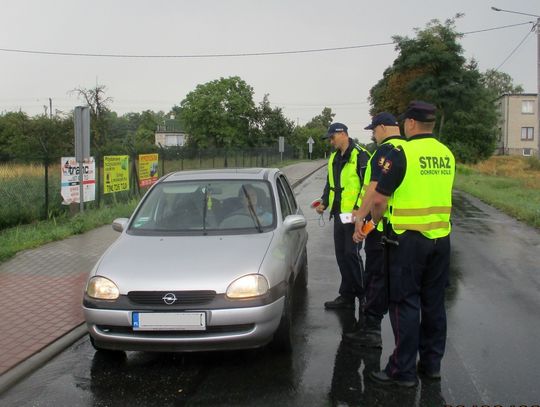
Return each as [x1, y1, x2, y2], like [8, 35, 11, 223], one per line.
[162, 293, 177, 305]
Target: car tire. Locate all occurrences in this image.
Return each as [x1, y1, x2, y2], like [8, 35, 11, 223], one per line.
[270, 289, 293, 352]
[295, 248, 308, 290]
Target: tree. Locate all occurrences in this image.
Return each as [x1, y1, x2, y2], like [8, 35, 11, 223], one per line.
[71, 84, 113, 153]
[179, 76, 257, 149]
[256, 95, 295, 147]
[481, 69, 524, 98]
[305, 107, 335, 129]
[290, 107, 336, 158]
[368, 16, 499, 162]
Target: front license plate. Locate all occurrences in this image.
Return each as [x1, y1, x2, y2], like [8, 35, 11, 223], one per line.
[132, 312, 206, 331]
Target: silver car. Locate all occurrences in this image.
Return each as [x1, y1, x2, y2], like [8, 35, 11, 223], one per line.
[83, 168, 308, 353]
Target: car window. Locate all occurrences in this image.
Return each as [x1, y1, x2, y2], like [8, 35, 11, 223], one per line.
[129, 180, 275, 235]
[279, 175, 298, 213]
[276, 178, 292, 220]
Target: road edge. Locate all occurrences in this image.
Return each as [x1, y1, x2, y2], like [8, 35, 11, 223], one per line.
[0, 324, 87, 395]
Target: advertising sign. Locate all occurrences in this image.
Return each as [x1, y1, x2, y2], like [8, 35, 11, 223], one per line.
[138, 153, 159, 187]
[104, 155, 129, 194]
[61, 157, 95, 204]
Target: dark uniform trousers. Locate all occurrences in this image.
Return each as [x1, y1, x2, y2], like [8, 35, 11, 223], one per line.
[363, 229, 385, 324]
[384, 230, 450, 381]
[333, 214, 364, 301]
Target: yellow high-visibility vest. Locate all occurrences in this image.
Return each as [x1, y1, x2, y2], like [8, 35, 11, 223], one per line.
[328, 145, 371, 213]
[389, 137, 455, 239]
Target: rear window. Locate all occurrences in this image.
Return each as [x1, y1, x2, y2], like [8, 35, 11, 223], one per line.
[128, 179, 275, 235]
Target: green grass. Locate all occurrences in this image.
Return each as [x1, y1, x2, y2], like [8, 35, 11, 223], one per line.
[0, 200, 138, 263]
[454, 164, 540, 229]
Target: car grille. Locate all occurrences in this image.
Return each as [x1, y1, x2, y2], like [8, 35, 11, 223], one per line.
[127, 290, 217, 305]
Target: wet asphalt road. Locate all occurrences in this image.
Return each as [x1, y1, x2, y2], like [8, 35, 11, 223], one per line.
[1, 167, 540, 407]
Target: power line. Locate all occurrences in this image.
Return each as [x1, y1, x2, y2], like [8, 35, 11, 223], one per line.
[495, 24, 536, 70]
[0, 21, 533, 59]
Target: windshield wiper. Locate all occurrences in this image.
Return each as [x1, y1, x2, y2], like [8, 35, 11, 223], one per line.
[241, 185, 263, 233]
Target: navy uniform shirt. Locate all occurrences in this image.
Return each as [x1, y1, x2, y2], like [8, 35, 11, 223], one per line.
[369, 135, 404, 183]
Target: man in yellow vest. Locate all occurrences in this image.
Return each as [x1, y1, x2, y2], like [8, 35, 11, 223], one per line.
[343, 112, 404, 348]
[363, 101, 455, 387]
[316, 122, 371, 310]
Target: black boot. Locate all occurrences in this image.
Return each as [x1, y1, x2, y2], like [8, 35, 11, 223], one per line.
[342, 318, 382, 348]
[324, 295, 355, 309]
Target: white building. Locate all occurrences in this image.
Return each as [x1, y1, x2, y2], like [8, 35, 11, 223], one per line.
[154, 120, 188, 147]
[496, 93, 539, 156]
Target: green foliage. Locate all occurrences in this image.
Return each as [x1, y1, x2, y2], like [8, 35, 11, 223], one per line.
[481, 69, 524, 98]
[368, 15, 500, 163]
[256, 94, 295, 147]
[180, 76, 257, 149]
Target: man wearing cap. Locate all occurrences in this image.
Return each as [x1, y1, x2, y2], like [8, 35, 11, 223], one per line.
[342, 112, 405, 348]
[316, 123, 371, 310]
[364, 101, 455, 387]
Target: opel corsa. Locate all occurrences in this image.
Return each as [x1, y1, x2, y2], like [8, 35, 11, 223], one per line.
[83, 168, 308, 353]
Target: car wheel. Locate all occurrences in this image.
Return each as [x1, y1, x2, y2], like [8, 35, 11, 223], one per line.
[270, 289, 293, 352]
[295, 248, 308, 290]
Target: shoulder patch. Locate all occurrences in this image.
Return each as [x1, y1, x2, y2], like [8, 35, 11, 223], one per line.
[382, 159, 393, 174]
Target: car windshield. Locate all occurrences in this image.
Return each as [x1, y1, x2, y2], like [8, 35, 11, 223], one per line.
[128, 179, 275, 235]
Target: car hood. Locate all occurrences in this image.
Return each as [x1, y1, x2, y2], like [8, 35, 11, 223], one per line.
[94, 232, 274, 293]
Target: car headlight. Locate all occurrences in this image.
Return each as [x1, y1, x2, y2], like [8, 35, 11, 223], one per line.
[86, 276, 120, 300]
[226, 274, 269, 299]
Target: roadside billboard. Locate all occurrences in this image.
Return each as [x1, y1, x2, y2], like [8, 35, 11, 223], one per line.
[138, 153, 159, 188]
[60, 157, 96, 204]
[104, 155, 129, 194]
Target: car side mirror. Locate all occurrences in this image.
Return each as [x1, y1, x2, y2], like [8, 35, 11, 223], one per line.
[112, 218, 129, 233]
[283, 214, 307, 232]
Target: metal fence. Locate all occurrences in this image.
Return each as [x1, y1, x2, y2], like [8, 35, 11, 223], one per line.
[0, 146, 297, 231]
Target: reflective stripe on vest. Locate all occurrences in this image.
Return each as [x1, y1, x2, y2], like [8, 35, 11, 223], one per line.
[390, 137, 455, 239]
[328, 145, 369, 213]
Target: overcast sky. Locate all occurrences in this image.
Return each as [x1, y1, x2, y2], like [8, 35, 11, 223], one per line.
[1, 0, 538, 143]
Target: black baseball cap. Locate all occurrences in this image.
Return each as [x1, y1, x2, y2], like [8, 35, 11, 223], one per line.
[322, 122, 348, 139]
[364, 112, 398, 130]
[398, 101, 437, 122]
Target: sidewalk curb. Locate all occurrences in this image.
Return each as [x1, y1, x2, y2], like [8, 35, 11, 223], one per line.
[0, 324, 87, 395]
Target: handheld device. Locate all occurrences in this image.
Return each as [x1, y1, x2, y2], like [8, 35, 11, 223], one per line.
[310, 198, 323, 209]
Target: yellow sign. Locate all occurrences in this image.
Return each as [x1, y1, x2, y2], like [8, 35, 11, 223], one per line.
[138, 153, 159, 187]
[104, 155, 129, 194]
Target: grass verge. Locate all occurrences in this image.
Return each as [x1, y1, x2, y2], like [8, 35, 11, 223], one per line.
[0, 200, 138, 263]
[454, 160, 540, 229]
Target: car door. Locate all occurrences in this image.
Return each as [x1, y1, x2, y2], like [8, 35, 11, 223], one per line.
[276, 175, 306, 276]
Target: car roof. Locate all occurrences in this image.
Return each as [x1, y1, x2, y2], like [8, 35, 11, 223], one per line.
[161, 168, 280, 183]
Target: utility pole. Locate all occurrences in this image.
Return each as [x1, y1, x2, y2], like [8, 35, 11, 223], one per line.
[49, 98, 53, 119]
[491, 7, 540, 157]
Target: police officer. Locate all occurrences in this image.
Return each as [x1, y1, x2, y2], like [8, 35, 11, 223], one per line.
[364, 102, 455, 387]
[316, 123, 371, 310]
[343, 112, 405, 347]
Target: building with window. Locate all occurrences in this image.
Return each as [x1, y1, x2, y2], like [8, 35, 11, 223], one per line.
[496, 93, 538, 157]
[154, 119, 188, 147]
